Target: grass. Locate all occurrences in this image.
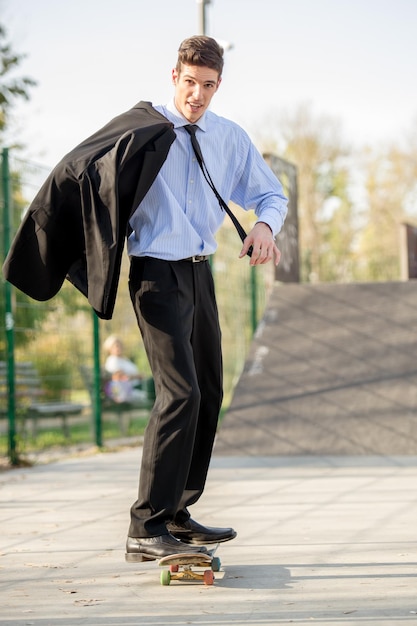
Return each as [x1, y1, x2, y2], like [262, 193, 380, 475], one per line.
[0, 413, 149, 461]
[0, 405, 230, 467]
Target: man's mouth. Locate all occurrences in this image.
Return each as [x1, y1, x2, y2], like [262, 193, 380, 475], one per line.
[188, 102, 202, 112]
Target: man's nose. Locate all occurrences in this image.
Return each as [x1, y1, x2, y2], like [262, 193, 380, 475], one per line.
[192, 84, 202, 99]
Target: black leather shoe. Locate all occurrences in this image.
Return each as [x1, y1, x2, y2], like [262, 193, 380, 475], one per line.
[125, 533, 208, 562]
[168, 518, 237, 545]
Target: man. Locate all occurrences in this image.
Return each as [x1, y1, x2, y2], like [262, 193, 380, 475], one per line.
[125, 35, 288, 562]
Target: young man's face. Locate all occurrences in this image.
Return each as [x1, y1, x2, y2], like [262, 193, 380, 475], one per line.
[172, 63, 221, 123]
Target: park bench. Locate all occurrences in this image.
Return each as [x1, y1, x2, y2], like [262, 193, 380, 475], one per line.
[80, 365, 155, 435]
[0, 361, 85, 437]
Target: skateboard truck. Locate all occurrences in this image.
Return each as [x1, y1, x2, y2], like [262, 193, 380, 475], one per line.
[158, 551, 221, 586]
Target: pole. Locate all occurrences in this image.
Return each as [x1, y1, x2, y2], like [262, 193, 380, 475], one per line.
[196, 0, 210, 34]
[2, 147, 18, 465]
[92, 310, 103, 447]
[250, 266, 258, 335]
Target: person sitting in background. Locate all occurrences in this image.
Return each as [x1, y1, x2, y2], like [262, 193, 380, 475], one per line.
[103, 335, 146, 403]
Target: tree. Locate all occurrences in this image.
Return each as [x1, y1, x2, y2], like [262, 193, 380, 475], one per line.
[0, 24, 36, 136]
[256, 104, 355, 282]
[354, 135, 417, 281]
[0, 21, 40, 358]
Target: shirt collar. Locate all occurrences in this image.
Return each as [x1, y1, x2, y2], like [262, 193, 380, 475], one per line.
[165, 99, 207, 132]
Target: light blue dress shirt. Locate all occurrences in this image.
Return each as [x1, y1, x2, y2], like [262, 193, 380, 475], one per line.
[127, 100, 288, 260]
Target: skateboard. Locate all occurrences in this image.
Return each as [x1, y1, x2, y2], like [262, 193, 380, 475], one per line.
[158, 550, 221, 586]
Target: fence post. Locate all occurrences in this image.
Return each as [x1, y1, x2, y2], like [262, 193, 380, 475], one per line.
[2, 147, 18, 465]
[250, 265, 258, 335]
[92, 310, 103, 447]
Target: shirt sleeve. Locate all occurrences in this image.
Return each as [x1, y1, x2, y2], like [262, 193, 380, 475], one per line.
[230, 138, 288, 237]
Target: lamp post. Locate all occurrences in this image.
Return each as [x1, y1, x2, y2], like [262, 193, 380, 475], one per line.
[196, 0, 211, 35]
[196, 1, 234, 51]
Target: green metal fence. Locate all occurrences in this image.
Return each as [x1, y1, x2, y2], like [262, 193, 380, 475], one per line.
[0, 149, 272, 465]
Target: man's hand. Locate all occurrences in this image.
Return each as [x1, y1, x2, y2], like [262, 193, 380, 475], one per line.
[239, 222, 281, 266]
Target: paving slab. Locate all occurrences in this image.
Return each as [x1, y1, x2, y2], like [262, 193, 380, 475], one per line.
[1, 448, 417, 625]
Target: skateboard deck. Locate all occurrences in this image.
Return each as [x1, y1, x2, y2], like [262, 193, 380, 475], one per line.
[158, 550, 221, 585]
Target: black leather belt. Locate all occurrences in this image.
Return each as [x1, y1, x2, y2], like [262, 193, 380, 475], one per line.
[184, 255, 209, 263]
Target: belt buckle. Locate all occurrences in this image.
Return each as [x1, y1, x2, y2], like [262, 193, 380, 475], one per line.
[191, 255, 205, 263]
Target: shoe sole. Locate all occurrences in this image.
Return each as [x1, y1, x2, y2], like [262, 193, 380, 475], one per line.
[125, 552, 157, 563]
[125, 549, 208, 562]
[172, 531, 237, 545]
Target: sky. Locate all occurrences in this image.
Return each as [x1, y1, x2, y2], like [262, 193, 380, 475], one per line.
[2, 0, 417, 169]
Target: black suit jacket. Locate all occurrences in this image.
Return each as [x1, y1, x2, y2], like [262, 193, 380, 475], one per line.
[2, 101, 175, 319]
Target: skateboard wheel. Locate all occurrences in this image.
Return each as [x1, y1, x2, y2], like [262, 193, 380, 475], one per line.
[203, 569, 215, 585]
[160, 570, 171, 586]
[211, 556, 221, 572]
[170, 564, 179, 573]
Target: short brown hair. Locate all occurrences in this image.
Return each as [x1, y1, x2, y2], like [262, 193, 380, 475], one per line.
[176, 36, 224, 77]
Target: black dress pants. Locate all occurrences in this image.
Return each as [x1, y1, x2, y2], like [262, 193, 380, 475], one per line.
[128, 257, 223, 537]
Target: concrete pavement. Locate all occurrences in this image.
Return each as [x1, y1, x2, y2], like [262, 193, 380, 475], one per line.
[1, 446, 417, 625]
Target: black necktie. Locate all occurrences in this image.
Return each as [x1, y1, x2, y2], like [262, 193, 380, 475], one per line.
[184, 124, 252, 256]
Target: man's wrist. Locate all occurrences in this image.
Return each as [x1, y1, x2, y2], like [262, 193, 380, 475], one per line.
[256, 221, 274, 237]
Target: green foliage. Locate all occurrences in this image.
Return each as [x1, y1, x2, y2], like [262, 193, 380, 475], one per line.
[0, 415, 149, 455]
[0, 22, 41, 360]
[257, 104, 417, 284]
[280, 106, 354, 282]
[353, 143, 417, 281]
[0, 164, 51, 360]
[32, 352, 73, 400]
[0, 24, 36, 135]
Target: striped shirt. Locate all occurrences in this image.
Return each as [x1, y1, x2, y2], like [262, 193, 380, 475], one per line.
[127, 100, 288, 260]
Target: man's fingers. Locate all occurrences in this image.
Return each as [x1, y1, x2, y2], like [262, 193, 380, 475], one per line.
[240, 237, 281, 266]
[273, 246, 281, 266]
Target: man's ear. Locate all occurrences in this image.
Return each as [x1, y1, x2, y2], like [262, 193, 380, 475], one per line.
[172, 68, 178, 85]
